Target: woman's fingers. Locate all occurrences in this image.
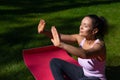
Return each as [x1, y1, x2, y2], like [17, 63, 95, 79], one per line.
[38, 19, 45, 33]
[51, 26, 60, 46]
[51, 26, 59, 40]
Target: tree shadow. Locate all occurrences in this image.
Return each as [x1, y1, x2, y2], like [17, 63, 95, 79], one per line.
[0, 23, 49, 65]
[0, 66, 34, 80]
[0, 0, 120, 79]
[0, 0, 120, 15]
[106, 66, 120, 80]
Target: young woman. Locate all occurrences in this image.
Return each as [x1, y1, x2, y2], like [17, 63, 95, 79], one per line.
[38, 14, 107, 80]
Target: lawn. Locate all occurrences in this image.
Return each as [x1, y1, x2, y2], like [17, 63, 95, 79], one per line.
[0, 0, 120, 80]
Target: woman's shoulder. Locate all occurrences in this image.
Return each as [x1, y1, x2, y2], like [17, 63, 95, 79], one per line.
[73, 34, 85, 44]
[95, 39, 105, 47]
[93, 39, 106, 56]
[94, 39, 106, 61]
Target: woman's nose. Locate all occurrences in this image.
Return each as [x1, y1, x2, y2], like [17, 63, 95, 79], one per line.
[80, 26, 83, 30]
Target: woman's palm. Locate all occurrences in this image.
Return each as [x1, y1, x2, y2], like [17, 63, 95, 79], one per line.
[51, 26, 61, 47]
[38, 19, 45, 33]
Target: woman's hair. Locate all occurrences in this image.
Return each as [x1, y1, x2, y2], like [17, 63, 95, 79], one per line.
[86, 14, 108, 40]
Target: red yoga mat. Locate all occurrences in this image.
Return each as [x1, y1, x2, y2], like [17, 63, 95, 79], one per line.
[23, 45, 79, 80]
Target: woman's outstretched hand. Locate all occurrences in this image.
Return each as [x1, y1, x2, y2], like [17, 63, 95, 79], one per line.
[51, 26, 62, 47]
[38, 19, 45, 33]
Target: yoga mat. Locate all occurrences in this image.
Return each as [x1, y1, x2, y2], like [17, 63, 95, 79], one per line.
[23, 45, 79, 80]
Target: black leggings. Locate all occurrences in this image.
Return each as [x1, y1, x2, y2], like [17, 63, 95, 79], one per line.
[50, 58, 100, 80]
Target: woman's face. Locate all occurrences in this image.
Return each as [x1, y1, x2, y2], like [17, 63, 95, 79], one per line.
[79, 17, 94, 37]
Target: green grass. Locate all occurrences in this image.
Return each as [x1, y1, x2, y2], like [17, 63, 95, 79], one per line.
[0, 0, 120, 80]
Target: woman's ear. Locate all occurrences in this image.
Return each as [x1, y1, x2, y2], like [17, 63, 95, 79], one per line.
[92, 28, 98, 34]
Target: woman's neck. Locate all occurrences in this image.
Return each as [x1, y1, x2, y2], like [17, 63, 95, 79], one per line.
[85, 36, 97, 45]
[85, 35, 96, 40]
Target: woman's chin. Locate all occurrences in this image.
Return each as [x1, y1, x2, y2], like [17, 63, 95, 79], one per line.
[79, 33, 85, 37]
[79, 33, 83, 36]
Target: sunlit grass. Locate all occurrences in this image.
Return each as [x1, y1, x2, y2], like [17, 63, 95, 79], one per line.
[0, 0, 120, 80]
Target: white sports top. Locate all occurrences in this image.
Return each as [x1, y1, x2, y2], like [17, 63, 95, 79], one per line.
[78, 38, 106, 80]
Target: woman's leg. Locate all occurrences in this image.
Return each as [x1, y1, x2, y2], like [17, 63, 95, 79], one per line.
[80, 77, 100, 80]
[50, 58, 84, 80]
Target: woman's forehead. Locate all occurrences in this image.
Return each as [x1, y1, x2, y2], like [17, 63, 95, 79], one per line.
[82, 17, 92, 22]
[81, 17, 93, 25]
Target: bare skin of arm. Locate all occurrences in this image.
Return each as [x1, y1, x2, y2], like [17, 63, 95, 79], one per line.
[38, 19, 106, 61]
[38, 19, 53, 38]
[51, 26, 106, 61]
[37, 19, 82, 43]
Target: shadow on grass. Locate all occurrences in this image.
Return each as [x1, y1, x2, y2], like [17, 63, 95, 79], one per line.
[0, 0, 120, 80]
[0, 0, 120, 15]
[106, 66, 120, 80]
[0, 24, 50, 64]
[0, 24, 50, 80]
[0, 67, 34, 80]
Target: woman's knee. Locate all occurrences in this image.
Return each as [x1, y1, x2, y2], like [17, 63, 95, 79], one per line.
[50, 58, 63, 67]
[50, 58, 59, 65]
[50, 58, 61, 64]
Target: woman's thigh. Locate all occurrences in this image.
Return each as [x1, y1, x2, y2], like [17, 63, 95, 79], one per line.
[50, 58, 84, 80]
[79, 76, 100, 80]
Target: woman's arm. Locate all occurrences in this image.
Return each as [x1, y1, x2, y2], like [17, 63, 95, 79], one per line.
[50, 26, 84, 57]
[51, 26, 106, 60]
[38, 19, 79, 43]
[38, 19, 53, 38]
[60, 42, 106, 59]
